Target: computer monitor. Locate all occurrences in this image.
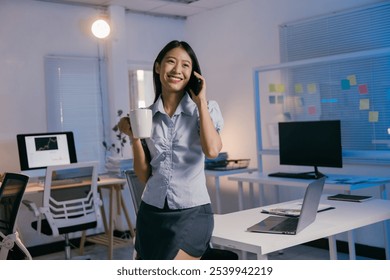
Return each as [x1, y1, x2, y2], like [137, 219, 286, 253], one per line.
[16, 131, 77, 177]
[278, 120, 342, 178]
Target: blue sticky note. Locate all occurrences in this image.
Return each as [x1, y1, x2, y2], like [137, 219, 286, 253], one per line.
[321, 98, 338, 103]
[341, 79, 350, 90]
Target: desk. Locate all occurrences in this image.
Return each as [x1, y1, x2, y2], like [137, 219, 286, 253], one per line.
[211, 195, 390, 260]
[227, 172, 390, 259]
[228, 172, 390, 211]
[205, 168, 257, 213]
[25, 177, 132, 260]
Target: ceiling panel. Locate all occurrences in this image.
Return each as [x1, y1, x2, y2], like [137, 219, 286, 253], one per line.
[32, 0, 245, 18]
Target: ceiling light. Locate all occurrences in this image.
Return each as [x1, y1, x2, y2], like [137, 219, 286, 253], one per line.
[91, 19, 110, 39]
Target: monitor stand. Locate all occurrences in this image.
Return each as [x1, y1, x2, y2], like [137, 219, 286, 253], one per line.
[299, 166, 326, 179]
[268, 166, 326, 180]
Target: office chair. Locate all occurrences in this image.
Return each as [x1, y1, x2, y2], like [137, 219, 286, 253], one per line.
[123, 169, 238, 260]
[23, 162, 103, 260]
[0, 172, 32, 260]
[123, 169, 144, 259]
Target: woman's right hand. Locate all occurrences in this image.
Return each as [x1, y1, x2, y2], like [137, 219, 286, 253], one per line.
[117, 117, 134, 139]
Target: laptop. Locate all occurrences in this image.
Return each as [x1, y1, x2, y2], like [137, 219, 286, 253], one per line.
[247, 176, 326, 235]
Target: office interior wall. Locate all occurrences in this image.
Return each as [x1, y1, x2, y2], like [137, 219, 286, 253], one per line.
[0, 0, 185, 175]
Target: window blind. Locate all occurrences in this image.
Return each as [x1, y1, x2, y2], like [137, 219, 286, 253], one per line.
[45, 56, 106, 172]
[280, 2, 390, 62]
[276, 2, 390, 164]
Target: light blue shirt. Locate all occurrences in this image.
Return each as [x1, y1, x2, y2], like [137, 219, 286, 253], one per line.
[142, 94, 223, 209]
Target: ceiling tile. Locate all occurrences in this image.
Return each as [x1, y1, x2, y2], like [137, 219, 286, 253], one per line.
[32, 0, 245, 17]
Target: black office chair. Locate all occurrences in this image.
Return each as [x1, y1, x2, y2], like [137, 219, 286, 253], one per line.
[23, 162, 103, 260]
[0, 172, 32, 260]
[123, 169, 238, 260]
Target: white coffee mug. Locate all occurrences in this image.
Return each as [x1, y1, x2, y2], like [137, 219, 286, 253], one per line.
[129, 108, 153, 139]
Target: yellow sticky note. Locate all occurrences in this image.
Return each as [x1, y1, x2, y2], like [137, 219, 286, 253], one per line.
[369, 111, 379, 122]
[359, 99, 370, 110]
[307, 83, 317, 93]
[295, 83, 303, 94]
[269, 84, 276, 92]
[348, 75, 357, 86]
[276, 84, 285, 93]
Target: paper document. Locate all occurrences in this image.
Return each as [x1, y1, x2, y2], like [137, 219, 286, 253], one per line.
[261, 202, 334, 217]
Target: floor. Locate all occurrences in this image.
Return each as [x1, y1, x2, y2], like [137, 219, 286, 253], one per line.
[32, 241, 371, 260]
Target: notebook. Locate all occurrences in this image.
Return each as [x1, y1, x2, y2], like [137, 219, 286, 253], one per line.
[247, 176, 326, 235]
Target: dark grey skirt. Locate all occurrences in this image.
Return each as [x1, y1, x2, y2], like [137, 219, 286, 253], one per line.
[134, 200, 214, 260]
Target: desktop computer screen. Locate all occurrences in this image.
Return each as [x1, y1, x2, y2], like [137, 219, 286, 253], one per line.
[277, 120, 342, 178]
[16, 131, 78, 176]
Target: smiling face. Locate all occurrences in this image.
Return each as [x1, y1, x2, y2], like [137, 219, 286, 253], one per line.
[155, 46, 193, 95]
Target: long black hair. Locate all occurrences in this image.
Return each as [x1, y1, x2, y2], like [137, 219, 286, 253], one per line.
[152, 40, 202, 103]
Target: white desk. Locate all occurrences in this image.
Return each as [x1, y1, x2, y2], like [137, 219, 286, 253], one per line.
[205, 168, 257, 213]
[25, 177, 132, 260]
[211, 196, 390, 260]
[228, 172, 390, 211]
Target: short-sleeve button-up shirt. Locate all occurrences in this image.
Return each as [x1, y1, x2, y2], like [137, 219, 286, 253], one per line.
[141, 93, 223, 209]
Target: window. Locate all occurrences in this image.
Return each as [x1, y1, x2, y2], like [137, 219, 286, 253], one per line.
[128, 69, 154, 109]
[45, 56, 106, 173]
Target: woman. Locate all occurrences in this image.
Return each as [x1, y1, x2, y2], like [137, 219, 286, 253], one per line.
[118, 40, 223, 260]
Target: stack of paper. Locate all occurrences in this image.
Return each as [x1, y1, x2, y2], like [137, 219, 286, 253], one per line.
[261, 202, 334, 217]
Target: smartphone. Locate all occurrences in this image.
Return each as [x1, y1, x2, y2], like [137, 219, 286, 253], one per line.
[187, 73, 201, 96]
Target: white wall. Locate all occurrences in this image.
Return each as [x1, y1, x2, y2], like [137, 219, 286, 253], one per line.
[0, 0, 186, 174]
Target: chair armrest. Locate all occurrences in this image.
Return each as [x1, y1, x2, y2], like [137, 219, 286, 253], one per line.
[22, 200, 44, 234]
[22, 200, 40, 217]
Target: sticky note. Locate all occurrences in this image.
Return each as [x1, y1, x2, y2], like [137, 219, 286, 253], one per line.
[276, 84, 285, 93]
[369, 111, 378, 122]
[347, 75, 357, 86]
[294, 83, 303, 94]
[294, 97, 304, 107]
[308, 106, 316, 115]
[321, 98, 338, 103]
[359, 99, 370, 110]
[277, 95, 284, 104]
[269, 84, 276, 92]
[307, 83, 317, 93]
[359, 84, 368, 94]
[341, 79, 351, 90]
[269, 96, 276, 104]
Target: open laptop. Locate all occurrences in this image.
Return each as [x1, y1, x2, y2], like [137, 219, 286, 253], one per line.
[247, 176, 326, 235]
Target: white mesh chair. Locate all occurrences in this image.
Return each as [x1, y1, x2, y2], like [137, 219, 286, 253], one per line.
[23, 162, 102, 260]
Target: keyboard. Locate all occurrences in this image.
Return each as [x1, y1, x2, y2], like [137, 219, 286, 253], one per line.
[268, 172, 318, 180]
[271, 218, 298, 232]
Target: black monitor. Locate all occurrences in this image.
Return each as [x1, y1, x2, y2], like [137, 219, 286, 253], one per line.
[278, 120, 342, 178]
[16, 131, 77, 177]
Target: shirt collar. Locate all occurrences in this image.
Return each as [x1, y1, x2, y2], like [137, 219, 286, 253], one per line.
[152, 93, 196, 117]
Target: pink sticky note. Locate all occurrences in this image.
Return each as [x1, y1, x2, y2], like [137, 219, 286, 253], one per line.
[308, 106, 316, 115]
[359, 84, 368, 94]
